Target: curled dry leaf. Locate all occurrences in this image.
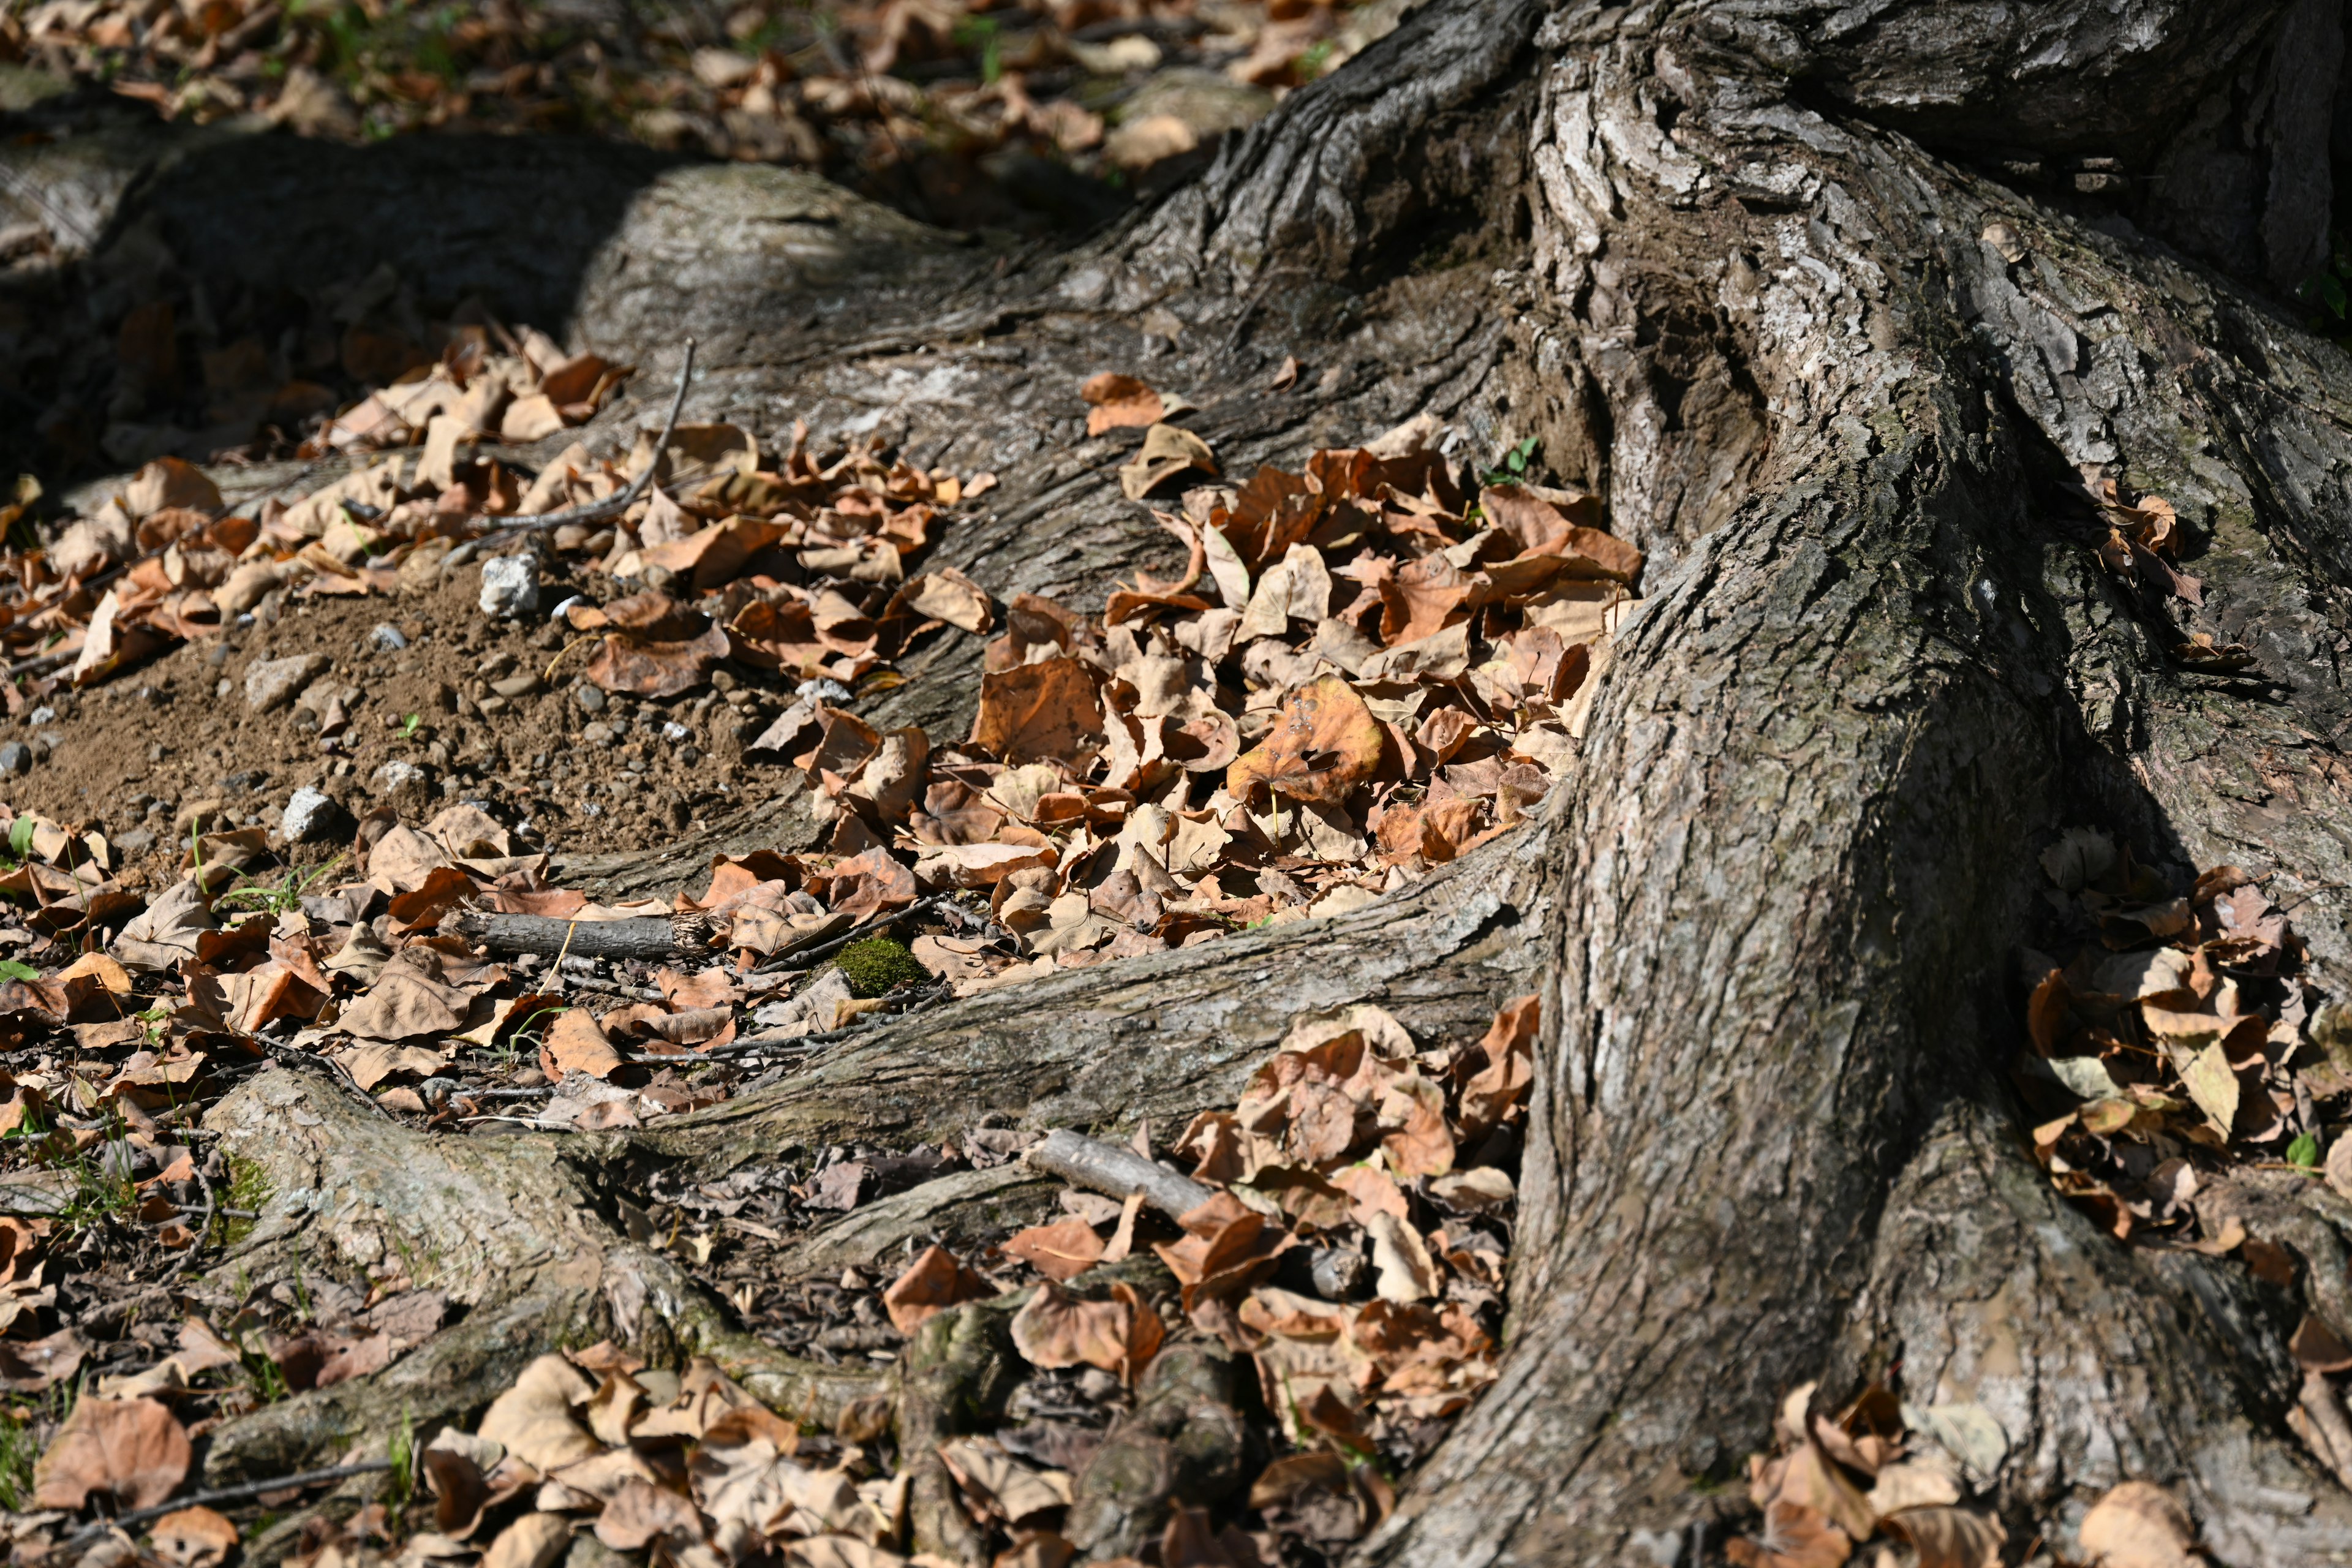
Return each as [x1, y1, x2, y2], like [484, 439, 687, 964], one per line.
[1118, 423, 1218, 500]
[970, 656, 1105, 765]
[1001, 1219, 1108, 1283]
[882, 1244, 990, 1334]
[1082, 373, 1166, 436]
[481, 1510, 573, 1568]
[1883, 1506, 2005, 1568]
[476, 1352, 602, 1472]
[1009, 1280, 1165, 1384]
[32, 1395, 191, 1510]
[542, 1008, 623, 1080]
[1225, 676, 1385, 807]
[148, 1507, 239, 1568]
[2078, 1480, 2198, 1568]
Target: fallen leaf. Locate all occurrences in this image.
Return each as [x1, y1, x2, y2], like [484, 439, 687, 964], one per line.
[149, 1506, 239, 1568]
[33, 1396, 190, 1509]
[1009, 1281, 1164, 1383]
[2078, 1481, 2196, 1568]
[1119, 423, 1217, 500]
[481, 1510, 573, 1568]
[595, 1476, 707, 1550]
[1082, 373, 1166, 436]
[1002, 1219, 1108, 1283]
[970, 656, 1104, 764]
[1225, 676, 1385, 806]
[1459, 993, 1538, 1140]
[543, 1008, 624, 1080]
[476, 1353, 601, 1472]
[883, 1245, 990, 1334]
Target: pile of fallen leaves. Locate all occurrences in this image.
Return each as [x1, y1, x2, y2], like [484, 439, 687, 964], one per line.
[1, 337, 989, 718]
[2015, 826, 2352, 1502]
[2019, 828, 2317, 1240]
[13, 361, 1633, 1000]
[742, 379, 1637, 993]
[1, 0, 1384, 226]
[1733, 1381, 2204, 1568]
[0, 987, 1531, 1568]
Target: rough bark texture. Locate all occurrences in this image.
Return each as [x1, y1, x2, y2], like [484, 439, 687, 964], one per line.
[23, 0, 2352, 1562]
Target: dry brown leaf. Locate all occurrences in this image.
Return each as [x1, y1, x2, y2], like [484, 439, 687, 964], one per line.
[336, 962, 472, 1041]
[2078, 1480, 2196, 1568]
[1885, 1507, 2004, 1568]
[883, 1244, 990, 1335]
[147, 1507, 238, 1568]
[1119, 423, 1218, 500]
[542, 1008, 623, 1080]
[1459, 993, 1537, 1141]
[596, 1476, 708, 1550]
[1009, 1281, 1164, 1383]
[587, 622, 732, 697]
[476, 1352, 601, 1472]
[1225, 676, 1385, 806]
[1082, 373, 1166, 436]
[1726, 1501, 1852, 1568]
[481, 1510, 573, 1568]
[1002, 1219, 1108, 1283]
[33, 1396, 190, 1510]
[894, 566, 994, 635]
[970, 655, 1104, 764]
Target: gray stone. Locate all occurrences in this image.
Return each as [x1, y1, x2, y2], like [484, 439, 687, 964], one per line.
[575, 685, 607, 713]
[114, 827, 156, 856]
[0, 742, 32, 776]
[245, 654, 333, 712]
[368, 622, 409, 652]
[478, 555, 541, 619]
[281, 786, 351, 844]
[491, 671, 543, 699]
[581, 722, 616, 746]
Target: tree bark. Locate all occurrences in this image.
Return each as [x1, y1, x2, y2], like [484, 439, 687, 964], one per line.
[65, 0, 2352, 1561]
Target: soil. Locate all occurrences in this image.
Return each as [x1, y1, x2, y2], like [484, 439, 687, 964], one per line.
[10, 557, 827, 885]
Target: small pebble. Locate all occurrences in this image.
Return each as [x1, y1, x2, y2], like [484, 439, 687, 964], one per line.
[478, 555, 541, 619]
[281, 786, 350, 844]
[0, 742, 33, 776]
[369, 623, 410, 652]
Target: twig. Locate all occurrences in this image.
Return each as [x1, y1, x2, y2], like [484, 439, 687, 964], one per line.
[56, 1462, 393, 1558]
[1024, 1128, 1214, 1221]
[263, 1043, 396, 1124]
[163, 1158, 214, 1282]
[475, 339, 698, 538]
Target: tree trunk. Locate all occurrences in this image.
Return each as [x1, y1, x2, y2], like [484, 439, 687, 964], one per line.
[75, 0, 2352, 1561]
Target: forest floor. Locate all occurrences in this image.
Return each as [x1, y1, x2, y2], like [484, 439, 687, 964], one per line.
[0, 4, 2316, 1567]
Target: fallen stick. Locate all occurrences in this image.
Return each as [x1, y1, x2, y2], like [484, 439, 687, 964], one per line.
[445, 911, 699, 962]
[57, 1461, 392, 1559]
[1025, 1129, 1213, 1221]
[477, 337, 697, 537]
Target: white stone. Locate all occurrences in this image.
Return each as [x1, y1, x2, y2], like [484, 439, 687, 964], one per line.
[478, 556, 541, 619]
[281, 786, 346, 843]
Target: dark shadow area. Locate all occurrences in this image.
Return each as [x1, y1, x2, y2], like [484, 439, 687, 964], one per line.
[0, 90, 692, 484]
